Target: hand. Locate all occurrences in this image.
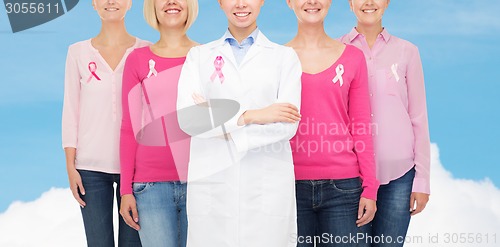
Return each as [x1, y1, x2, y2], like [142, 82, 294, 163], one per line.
[120, 194, 140, 231]
[410, 192, 429, 216]
[67, 168, 86, 208]
[356, 197, 377, 227]
[192, 93, 207, 105]
[240, 103, 301, 125]
[216, 133, 232, 140]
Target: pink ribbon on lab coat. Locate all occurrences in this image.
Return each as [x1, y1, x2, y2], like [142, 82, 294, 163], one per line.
[87, 62, 101, 83]
[210, 56, 225, 83]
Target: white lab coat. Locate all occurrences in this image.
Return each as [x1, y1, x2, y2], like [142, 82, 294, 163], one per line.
[177, 31, 302, 247]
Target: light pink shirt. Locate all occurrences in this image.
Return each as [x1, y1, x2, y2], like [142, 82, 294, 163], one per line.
[62, 38, 150, 174]
[340, 28, 431, 194]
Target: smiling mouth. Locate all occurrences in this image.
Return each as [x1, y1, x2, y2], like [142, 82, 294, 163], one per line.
[234, 12, 250, 18]
[165, 9, 181, 14]
[362, 9, 377, 13]
[304, 9, 320, 13]
[105, 7, 119, 11]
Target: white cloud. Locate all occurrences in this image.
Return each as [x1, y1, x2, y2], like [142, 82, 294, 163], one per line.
[0, 144, 499, 247]
[405, 144, 500, 247]
[0, 188, 119, 247]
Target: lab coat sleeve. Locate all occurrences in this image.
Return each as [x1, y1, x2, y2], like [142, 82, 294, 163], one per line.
[231, 47, 302, 153]
[177, 47, 246, 139]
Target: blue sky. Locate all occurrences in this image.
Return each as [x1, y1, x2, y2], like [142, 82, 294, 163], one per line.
[0, 0, 499, 212]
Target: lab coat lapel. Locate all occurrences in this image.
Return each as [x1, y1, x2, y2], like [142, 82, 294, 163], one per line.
[208, 36, 238, 69]
[218, 43, 238, 69]
[240, 31, 273, 67]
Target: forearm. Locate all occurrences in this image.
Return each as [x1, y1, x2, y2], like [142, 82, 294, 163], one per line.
[64, 147, 77, 171]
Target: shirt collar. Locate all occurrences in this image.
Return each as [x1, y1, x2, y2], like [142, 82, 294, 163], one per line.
[379, 28, 391, 43]
[348, 27, 392, 43]
[223, 27, 259, 46]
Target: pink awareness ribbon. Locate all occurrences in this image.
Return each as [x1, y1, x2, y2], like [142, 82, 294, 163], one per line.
[147, 59, 158, 78]
[87, 62, 101, 83]
[332, 64, 344, 87]
[391, 63, 400, 82]
[210, 56, 225, 83]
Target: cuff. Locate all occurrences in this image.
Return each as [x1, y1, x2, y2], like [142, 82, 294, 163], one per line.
[120, 182, 133, 196]
[361, 185, 378, 201]
[231, 127, 248, 153]
[412, 177, 430, 194]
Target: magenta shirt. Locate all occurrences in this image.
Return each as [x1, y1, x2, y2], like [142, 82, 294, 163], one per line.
[340, 28, 431, 194]
[291, 45, 379, 200]
[120, 46, 190, 195]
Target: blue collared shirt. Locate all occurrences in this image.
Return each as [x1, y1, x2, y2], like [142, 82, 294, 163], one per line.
[223, 28, 259, 65]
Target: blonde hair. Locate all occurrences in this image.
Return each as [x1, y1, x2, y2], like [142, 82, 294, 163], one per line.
[144, 0, 198, 32]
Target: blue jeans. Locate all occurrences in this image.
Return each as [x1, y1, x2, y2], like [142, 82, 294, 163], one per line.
[371, 168, 415, 247]
[133, 181, 187, 247]
[78, 170, 142, 247]
[296, 177, 371, 247]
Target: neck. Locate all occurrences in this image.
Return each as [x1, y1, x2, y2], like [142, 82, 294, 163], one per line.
[228, 23, 257, 43]
[157, 27, 190, 48]
[356, 22, 383, 45]
[95, 21, 131, 45]
[293, 22, 329, 48]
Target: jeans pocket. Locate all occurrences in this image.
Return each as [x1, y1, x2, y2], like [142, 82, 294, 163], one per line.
[330, 178, 363, 193]
[132, 182, 150, 194]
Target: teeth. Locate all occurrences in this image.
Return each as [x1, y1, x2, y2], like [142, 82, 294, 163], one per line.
[166, 9, 180, 14]
[235, 12, 250, 17]
[305, 9, 319, 13]
[106, 8, 118, 11]
[363, 9, 376, 13]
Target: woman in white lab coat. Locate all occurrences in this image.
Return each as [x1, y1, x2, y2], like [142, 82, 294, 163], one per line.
[176, 0, 302, 246]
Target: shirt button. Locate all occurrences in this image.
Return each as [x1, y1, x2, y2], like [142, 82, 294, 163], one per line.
[370, 93, 373, 97]
[371, 113, 374, 117]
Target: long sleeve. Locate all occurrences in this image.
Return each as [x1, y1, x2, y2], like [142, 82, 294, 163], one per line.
[62, 47, 80, 149]
[120, 52, 140, 196]
[231, 48, 302, 153]
[349, 51, 379, 200]
[406, 46, 431, 194]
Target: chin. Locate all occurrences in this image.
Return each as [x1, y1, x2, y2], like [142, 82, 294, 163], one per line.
[232, 21, 256, 29]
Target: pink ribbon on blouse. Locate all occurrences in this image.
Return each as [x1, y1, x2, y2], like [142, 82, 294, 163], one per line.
[210, 56, 225, 83]
[87, 62, 101, 83]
